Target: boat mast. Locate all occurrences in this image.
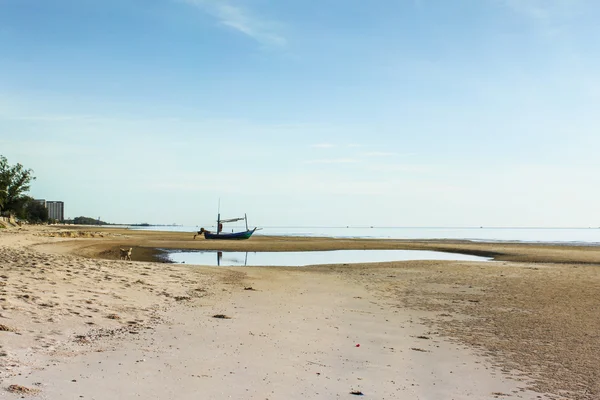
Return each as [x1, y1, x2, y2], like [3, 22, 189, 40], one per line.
[217, 198, 221, 235]
[245, 213, 248, 231]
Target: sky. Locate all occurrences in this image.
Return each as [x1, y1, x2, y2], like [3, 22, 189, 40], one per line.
[1, 0, 599, 227]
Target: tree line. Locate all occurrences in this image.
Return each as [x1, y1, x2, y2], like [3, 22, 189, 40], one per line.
[0, 155, 47, 222]
[1, 155, 113, 225]
[65, 216, 108, 225]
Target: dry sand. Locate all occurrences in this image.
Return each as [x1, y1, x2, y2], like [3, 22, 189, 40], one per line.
[1, 225, 599, 399]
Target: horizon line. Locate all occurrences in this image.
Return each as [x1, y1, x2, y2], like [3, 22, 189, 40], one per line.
[93, 224, 600, 229]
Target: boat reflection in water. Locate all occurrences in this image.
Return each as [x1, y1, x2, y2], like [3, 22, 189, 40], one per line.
[216, 251, 248, 266]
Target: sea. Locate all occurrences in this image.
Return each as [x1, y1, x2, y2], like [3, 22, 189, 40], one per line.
[125, 226, 600, 246]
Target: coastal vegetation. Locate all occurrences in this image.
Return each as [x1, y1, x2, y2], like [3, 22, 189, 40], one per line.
[65, 216, 108, 225]
[23, 199, 49, 223]
[0, 155, 35, 215]
[0, 155, 47, 223]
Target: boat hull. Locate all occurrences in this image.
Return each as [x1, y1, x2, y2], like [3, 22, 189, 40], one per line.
[204, 228, 256, 240]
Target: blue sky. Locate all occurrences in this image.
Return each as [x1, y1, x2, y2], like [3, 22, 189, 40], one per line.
[1, 0, 598, 227]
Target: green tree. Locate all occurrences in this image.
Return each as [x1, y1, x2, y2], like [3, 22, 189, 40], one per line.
[23, 198, 48, 223]
[0, 155, 36, 214]
[73, 216, 107, 225]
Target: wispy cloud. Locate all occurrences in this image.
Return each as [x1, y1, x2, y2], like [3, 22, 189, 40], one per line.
[0, 139, 95, 157]
[304, 158, 359, 164]
[0, 113, 181, 124]
[311, 143, 335, 149]
[502, 0, 553, 20]
[180, 0, 286, 47]
[499, 0, 588, 34]
[364, 164, 433, 173]
[362, 152, 396, 157]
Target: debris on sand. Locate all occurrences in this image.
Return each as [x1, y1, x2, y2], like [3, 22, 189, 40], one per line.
[74, 335, 91, 344]
[244, 287, 256, 291]
[410, 347, 429, 352]
[35, 230, 109, 238]
[212, 314, 231, 319]
[7, 384, 39, 395]
[0, 324, 16, 332]
[350, 390, 364, 395]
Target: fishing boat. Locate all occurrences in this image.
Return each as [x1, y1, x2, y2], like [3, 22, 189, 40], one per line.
[195, 213, 257, 240]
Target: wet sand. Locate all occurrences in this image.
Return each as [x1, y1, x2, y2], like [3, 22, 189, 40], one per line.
[32, 225, 600, 264]
[1, 225, 599, 399]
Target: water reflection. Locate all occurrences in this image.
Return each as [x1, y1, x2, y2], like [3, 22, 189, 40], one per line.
[168, 249, 490, 267]
[216, 251, 248, 266]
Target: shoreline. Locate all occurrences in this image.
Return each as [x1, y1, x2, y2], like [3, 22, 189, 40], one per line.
[1, 225, 599, 399]
[35, 225, 600, 265]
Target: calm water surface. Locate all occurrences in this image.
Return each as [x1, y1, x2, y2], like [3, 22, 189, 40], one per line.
[166, 249, 491, 267]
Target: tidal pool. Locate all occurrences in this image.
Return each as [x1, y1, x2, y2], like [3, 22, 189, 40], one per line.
[166, 249, 490, 266]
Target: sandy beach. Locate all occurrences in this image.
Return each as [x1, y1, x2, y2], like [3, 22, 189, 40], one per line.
[1, 225, 599, 399]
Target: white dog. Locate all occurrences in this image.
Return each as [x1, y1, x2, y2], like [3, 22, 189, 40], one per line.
[119, 247, 132, 261]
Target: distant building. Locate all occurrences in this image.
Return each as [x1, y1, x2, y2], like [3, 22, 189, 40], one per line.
[47, 201, 64, 221]
[35, 199, 64, 221]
